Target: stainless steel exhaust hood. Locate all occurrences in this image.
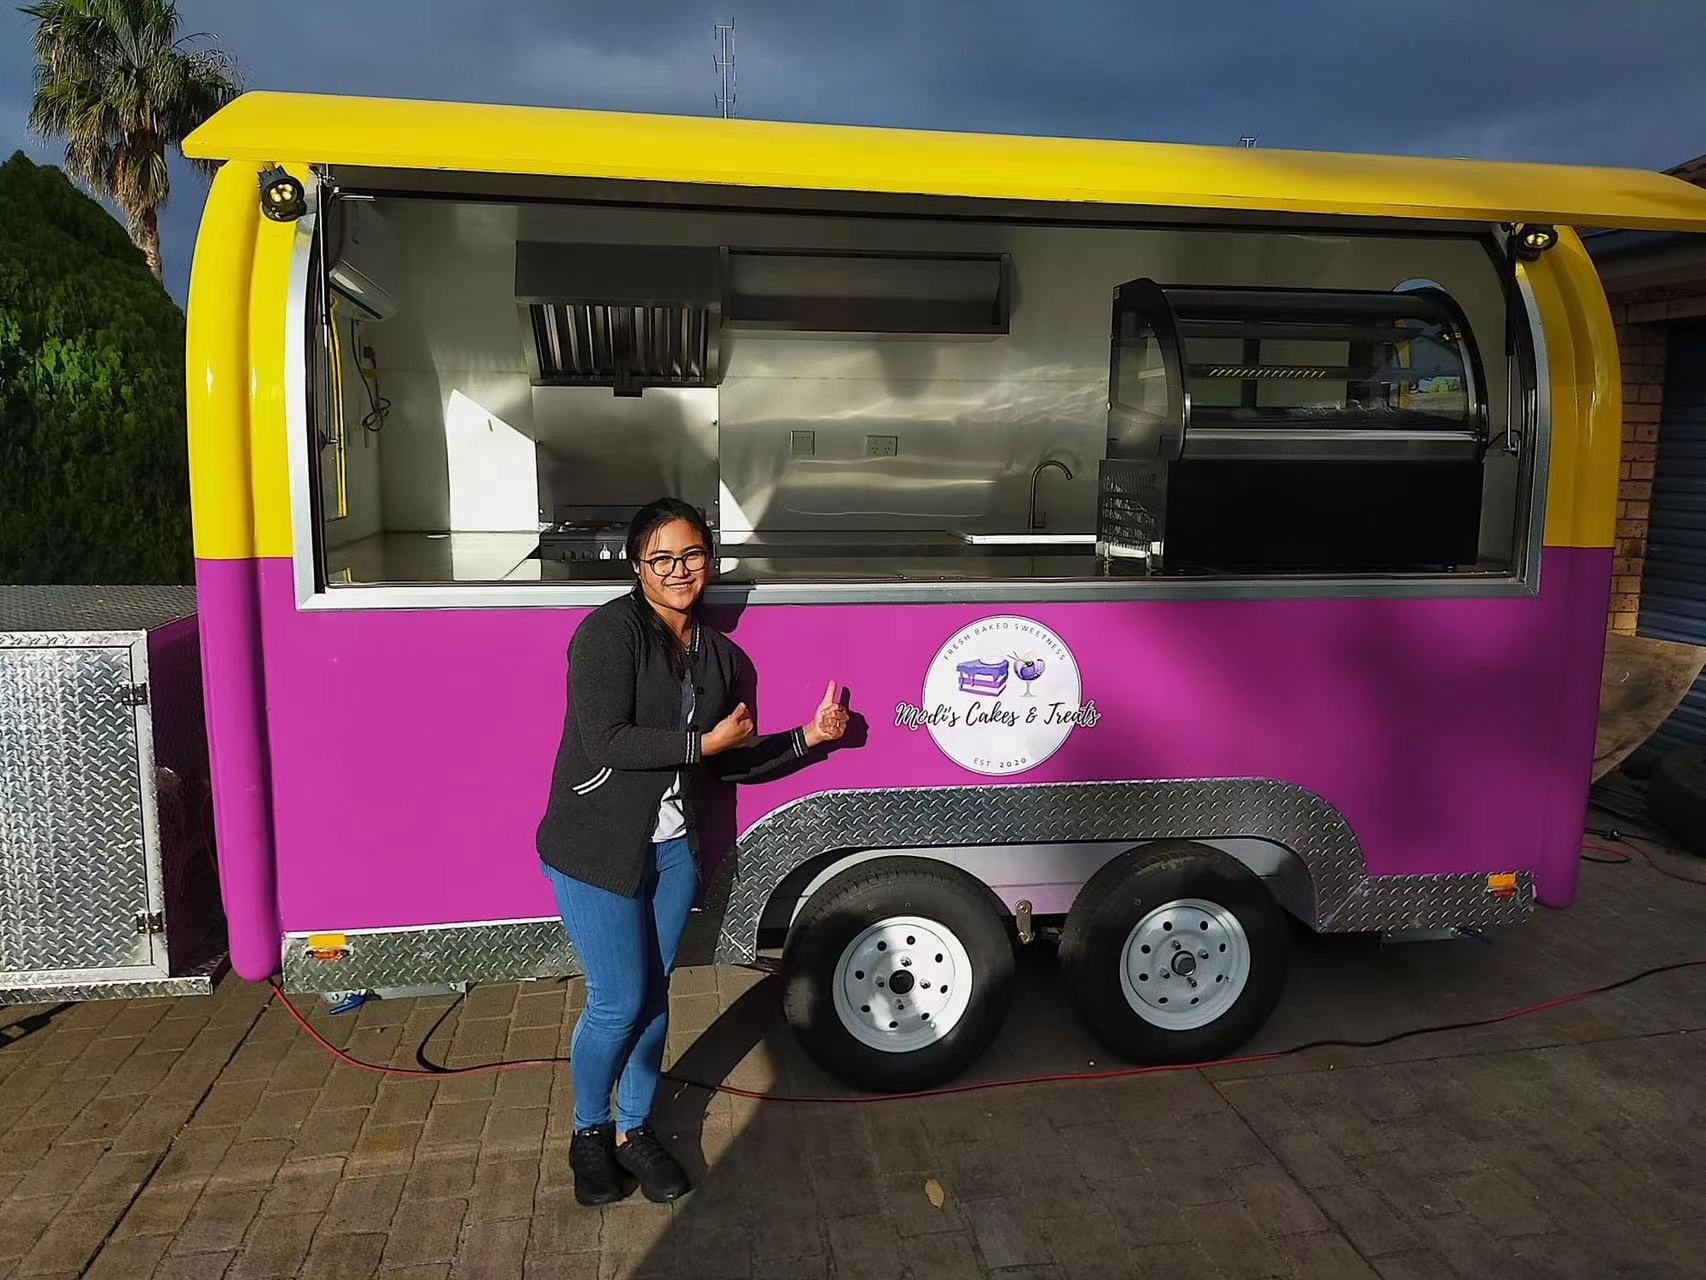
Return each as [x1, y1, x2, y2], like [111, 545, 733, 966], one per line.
[516, 243, 722, 396]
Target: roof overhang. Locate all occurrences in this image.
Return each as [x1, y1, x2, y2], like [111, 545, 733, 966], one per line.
[186, 92, 1706, 234]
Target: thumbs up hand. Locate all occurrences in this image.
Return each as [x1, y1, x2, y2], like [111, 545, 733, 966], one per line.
[804, 680, 850, 749]
[702, 701, 755, 756]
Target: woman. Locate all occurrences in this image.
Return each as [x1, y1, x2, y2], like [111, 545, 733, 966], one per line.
[537, 497, 848, 1206]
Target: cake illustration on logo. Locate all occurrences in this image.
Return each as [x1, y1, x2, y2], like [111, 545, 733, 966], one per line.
[956, 657, 1009, 696]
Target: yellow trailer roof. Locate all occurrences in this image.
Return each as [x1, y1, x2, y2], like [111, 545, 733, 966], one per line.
[183, 91, 1706, 232]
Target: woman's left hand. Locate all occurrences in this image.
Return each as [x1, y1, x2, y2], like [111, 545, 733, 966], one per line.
[803, 680, 850, 749]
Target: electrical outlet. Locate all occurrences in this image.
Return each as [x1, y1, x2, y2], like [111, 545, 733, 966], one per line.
[790, 430, 816, 457]
[865, 434, 899, 458]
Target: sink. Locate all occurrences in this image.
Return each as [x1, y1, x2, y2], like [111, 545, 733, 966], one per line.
[711, 531, 1098, 561]
[720, 538, 954, 559]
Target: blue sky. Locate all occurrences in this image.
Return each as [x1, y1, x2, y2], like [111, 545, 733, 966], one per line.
[4, 0, 1705, 303]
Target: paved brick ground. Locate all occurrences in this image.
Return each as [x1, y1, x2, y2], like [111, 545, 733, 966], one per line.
[4, 819, 1706, 1279]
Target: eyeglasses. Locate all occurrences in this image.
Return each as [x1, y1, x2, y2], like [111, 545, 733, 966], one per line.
[640, 547, 709, 576]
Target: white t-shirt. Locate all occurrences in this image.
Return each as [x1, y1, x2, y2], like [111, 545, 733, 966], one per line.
[653, 670, 694, 843]
[652, 773, 686, 842]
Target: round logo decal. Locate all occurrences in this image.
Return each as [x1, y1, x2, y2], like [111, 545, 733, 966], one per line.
[895, 616, 1099, 775]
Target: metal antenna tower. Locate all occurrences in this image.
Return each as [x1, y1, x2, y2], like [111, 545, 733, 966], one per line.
[1239, 135, 1258, 148]
[714, 21, 737, 118]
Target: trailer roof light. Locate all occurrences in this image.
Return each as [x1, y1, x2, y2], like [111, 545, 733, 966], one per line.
[259, 165, 307, 222]
[1511, 224, 1558, 262]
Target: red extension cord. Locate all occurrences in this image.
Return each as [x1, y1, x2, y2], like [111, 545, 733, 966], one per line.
[259, 831, 1706, 1102]
[270, 960, 1706, 1104]
[1582, 836, 1706, 886]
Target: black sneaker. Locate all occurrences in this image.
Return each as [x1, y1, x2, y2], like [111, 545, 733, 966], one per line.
[615, 1122, 691, 1203]
[569, 1122, 633, 1206]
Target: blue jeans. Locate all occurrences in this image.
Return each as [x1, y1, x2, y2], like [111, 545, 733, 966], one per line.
[543, 838, 697, 1131]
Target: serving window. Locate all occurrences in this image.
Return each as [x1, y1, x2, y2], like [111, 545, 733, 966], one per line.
[299, 185, 1540, 603]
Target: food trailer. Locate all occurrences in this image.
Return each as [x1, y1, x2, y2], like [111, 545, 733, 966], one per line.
[180, 92, 1706, 1088]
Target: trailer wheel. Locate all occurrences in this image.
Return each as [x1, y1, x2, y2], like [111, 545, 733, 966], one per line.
[1060, 842, 1288, 1064]
[782, 858, 1015, 1091]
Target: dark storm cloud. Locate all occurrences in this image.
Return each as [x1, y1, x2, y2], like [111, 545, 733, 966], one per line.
[4, 0, 1704, 302]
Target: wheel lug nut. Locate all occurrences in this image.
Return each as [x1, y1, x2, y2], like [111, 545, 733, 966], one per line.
[901, 957, 911, 967]
[1199, 951, 1209, 959]
[1172, 940, 1182, 950]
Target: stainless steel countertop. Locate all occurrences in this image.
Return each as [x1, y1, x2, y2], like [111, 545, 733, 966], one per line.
[323, 530, 1107, 586]
[325, 532, 542, 584]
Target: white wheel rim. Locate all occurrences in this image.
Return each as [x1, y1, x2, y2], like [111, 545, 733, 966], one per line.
[1118, 897, 1251, 1030]
[832, 916, 974, 1053]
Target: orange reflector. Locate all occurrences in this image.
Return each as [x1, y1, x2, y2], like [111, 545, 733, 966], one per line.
[303, 932, 349, 961]
[1485, 873, 1518, 899]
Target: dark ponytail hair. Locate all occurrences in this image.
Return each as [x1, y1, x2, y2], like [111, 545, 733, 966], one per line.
[626, 497, 715, 679]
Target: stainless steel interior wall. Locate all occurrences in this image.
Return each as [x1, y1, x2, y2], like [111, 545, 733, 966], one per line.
[531, 386, 720, 527]
[348, 198, 1514, 545]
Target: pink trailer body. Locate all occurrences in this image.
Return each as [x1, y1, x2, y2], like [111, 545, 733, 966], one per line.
[199, 546, 1609, 980]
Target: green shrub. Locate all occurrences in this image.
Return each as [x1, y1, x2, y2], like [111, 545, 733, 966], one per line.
[0, 150, 192, 584]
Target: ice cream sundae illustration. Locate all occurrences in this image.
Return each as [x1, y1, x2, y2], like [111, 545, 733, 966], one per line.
[1008, 652, 1046, 696]
[956, 656, 1009, 696]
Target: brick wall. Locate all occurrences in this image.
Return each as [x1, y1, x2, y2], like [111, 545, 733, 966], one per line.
[1604, 284, 1706, 633]
[1608, 293, 1668, 633]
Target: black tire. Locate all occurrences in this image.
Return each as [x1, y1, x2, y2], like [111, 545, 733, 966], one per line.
[1060, 841, 1288, 1064]
[782, 858, 1016, 1091]
[1648, 746, 1706, 856]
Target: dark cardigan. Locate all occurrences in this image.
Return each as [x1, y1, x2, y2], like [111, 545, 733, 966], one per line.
[536, 594, 807, 896]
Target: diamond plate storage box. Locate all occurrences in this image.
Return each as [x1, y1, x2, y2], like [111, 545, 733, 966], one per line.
[0, 586, 224, 1003]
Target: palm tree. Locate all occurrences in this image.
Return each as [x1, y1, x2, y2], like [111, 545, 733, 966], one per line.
[23, 0, 240, 280]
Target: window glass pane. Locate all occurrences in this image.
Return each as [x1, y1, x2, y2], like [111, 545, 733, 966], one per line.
[307, 195, 1523, 594]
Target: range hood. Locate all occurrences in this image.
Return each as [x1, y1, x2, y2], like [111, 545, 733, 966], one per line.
[726, 249, 1009, 334]
[516, 243, 722, 396]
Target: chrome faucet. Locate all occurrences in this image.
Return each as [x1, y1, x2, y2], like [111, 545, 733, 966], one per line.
[1028, 459, 1074, 530]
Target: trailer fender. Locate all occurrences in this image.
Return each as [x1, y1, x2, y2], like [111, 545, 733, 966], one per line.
[709, 779, 1534, 964]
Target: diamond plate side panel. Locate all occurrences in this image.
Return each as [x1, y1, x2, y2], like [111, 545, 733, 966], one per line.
[1329, 871, 1534, 932]
[272, 780, 1533, 991]
[269, 868, 1532, 996]
[0, 953, 225, 1005]
[708, 780, 1532, 962]
[0, 647, 151, 973]
[0, 585, 195, 638]
[281, 921, 579, 994]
